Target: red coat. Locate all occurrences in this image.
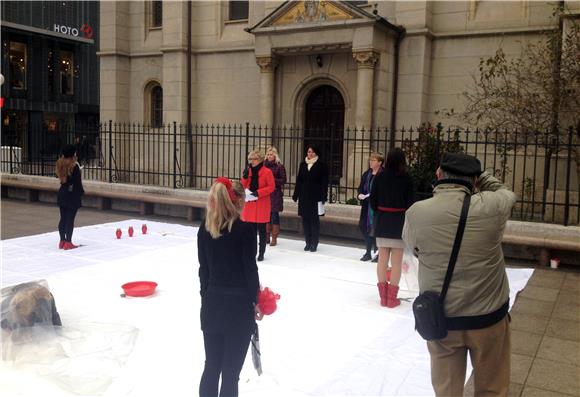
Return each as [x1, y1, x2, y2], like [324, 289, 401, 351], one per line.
[241, 165, 275, 223]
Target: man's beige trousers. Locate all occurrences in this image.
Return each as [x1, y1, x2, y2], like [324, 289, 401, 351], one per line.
[427, 315, 511, 397]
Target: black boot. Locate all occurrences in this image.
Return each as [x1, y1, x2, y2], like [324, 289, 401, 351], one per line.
[360, 252, 372, 261]
[304, 243, 311, 251]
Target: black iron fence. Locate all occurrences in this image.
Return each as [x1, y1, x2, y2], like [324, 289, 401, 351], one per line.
[1, 121, 578, 225]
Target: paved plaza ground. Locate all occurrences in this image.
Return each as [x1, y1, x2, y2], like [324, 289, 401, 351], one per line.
[1, 199, 579, 396]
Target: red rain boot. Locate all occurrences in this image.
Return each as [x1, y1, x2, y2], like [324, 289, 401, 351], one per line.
[63, 242, 79, 250]
[386, 283, 400, 308]
[377, 282, 388, 307]
[59, 240, 65, 249]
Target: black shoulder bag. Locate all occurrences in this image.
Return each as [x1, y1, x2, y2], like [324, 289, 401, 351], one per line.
[412, 193, 471, 341]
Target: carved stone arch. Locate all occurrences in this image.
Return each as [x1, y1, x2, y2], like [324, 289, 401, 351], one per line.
[291, 75, 351, 129]
[291, 76, 349, 184]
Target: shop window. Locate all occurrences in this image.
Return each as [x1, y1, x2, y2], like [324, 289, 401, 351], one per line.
[151, 1, 162, 27]
[9, 41, 27, 90]
[60, 50, 74, 95]
[151, 85, 163, 127]
[229, 0, 248, 21]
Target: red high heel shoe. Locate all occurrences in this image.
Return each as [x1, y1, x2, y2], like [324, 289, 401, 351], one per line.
[63, 242, 79, 250]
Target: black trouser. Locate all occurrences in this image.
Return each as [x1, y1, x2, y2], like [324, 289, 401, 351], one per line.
[58, 206, 78, 242]
[364, 233, 376, 255]
[250, 222, 267, 257]
[302, 216, 320, 248]
[199, 330, 252, 397]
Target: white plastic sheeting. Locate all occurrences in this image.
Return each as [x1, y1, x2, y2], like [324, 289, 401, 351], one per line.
[1, 219, 533, 396]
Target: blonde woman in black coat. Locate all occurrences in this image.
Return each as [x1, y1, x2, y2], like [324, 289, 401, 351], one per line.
[198, 177, 263, 397]
[292, 145, 329, 252]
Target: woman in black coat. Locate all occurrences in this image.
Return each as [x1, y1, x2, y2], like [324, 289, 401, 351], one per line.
[357, 152, 384, 261]
[198, 177, 263, 397]
[370, 148, 414, 308]
[56, 144, 84, 250]
[292, 145, 329, 252]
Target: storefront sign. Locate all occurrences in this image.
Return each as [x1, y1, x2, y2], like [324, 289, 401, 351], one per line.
[53, 23, 93, 39]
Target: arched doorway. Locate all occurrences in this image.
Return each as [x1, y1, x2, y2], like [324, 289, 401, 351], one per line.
[304, 85, 344, 184]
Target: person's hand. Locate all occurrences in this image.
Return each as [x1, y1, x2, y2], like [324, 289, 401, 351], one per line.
[254, 304, 264, 321]
[357, 193, 367, 200]
[242, 165, 249, 179]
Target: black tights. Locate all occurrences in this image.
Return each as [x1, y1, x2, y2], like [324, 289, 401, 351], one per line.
[250, 222, 267, 257]
[364, 234, 376, 255]
[58, 206, 78, 242]
[302, 216, 320, 248]
[199, 330, 252, 397]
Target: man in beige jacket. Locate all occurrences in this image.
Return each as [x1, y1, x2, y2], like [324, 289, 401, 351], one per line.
[403, 152, 516, 397]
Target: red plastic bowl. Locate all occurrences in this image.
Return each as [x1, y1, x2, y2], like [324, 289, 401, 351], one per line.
[121, 281, 158, 297]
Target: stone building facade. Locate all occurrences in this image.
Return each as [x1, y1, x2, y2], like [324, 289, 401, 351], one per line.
[97, 1, 579, 224]
[99, 0, 577, 129]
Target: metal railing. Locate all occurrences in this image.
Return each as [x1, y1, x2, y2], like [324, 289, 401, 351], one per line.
[1, 121, 578, 225]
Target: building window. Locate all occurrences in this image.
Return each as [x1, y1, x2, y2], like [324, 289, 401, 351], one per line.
[229, 0, 248, 21]
[151, 85, 163, 127]
[9, 41, 27, 90]
[151, 1, 162, 27]
[60, 50, 74, 95]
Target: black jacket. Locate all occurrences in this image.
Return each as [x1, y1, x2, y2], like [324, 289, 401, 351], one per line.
[292, 160, 329, 219]
[57, 164, 84, 209]
[197, 219, 260, 334]
[357, 168, 382, 236]
[370, 169, 414, 239]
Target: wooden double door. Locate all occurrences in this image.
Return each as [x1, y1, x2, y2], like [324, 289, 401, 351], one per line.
[304, 85, 344, 183]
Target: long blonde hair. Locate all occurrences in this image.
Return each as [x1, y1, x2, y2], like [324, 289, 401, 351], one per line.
[55, 156, 77, 184]
[266, 146, 282, 164]
[205, 179, 245, 239]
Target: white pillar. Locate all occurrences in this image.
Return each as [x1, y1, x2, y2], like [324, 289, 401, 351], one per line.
[353, 50, 379, 130]
[256, 56, 278, 128]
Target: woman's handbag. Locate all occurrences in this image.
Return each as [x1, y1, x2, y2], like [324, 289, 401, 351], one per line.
[412, 193, 470, 341]
[251, 325, 262, 375]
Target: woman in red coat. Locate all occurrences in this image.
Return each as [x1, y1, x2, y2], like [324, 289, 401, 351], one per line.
[241, 149, 275, 261]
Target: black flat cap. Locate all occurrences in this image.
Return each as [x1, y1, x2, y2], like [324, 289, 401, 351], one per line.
[440, 152, 481, 177]
[61, 144, 76, 158]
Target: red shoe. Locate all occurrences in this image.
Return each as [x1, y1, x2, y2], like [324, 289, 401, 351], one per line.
[63, 242, 79, 250]
[377, 282, 388, 307]
[386, 283, 400, 308]
[59, 240, 65, 249]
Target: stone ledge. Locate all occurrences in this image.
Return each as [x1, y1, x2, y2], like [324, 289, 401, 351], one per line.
[2, 173, 579, 265]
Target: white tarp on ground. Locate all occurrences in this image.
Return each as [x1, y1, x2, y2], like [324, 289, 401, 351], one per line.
[1, 220, 533, 397]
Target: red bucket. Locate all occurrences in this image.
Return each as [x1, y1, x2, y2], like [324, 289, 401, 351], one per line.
[121, 281, 158, 297]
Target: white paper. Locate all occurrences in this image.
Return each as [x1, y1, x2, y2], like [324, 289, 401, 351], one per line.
[245, 188, 258, 202]
[0, 219, 533, 397]
[318, 201, 325, 216]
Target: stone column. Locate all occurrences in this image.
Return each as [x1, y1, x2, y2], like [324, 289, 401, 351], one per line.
[256, 56, 278, 128]
[353, 50, 379, 130]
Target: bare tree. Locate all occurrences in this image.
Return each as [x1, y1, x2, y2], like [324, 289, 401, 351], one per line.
[440, 6, 579, 136]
